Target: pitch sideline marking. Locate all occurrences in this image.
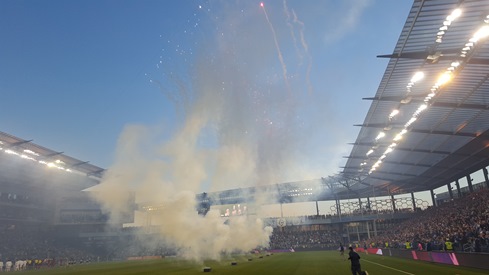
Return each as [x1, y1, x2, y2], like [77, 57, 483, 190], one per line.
[362, 259, 415, 275]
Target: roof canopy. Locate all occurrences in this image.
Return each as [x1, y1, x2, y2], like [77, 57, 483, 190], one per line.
[342, 0, 489, 198]
[0, 131, 105, 179]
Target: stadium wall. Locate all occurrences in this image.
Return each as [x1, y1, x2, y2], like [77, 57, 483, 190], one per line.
[384, 249, 489, 270]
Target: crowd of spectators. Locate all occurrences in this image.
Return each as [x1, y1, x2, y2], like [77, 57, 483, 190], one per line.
[0, 226, 99, 269]
[59, 212, 109, 224]
[268, 188, 489, 254]
[362, 188, 489, 253]
[269, 229, 342, 250]
[0, 192, 43, 207]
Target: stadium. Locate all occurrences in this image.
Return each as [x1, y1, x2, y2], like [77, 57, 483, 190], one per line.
[2, 0, 489, 274]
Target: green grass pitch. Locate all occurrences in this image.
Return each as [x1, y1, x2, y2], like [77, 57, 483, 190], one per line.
[27, 251, 487, 274]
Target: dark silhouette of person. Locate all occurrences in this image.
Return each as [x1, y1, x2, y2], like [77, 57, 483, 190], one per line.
[348, 247, 364, 275]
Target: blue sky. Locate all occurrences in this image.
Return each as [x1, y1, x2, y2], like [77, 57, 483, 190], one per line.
[0, 0, 413, 187]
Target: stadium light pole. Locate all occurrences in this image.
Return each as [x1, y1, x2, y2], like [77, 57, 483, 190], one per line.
[483, 167, 489, 188]
[466, 175, 474, 193]
[411, 192, 416, 211]
[447, 183, 454, 200]
[430, 190, 436, 207]
[455, 179, 462, 198]
[390, 194, 396, 212]
[315, 201, 319, 216]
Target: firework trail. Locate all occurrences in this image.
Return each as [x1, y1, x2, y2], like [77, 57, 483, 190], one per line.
[283, 0, 301, 63]
[147, 72, 190, 117]
[260, 2, 290, 92]
[292, 9, 313, 94]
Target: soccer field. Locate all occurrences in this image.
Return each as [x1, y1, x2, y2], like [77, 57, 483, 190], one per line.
[27, 251, 487, 275]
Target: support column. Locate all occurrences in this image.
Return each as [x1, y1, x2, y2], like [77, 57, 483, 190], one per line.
[315, 201, 319, 216]
[356, 225, 360, 242]
[447, 183, 453, 200]
[367, 197, 371, 212]
[373, 219, 377, 237]
[391, 194, 396, 212]
[430, 189, 436, 207]
[483, 167, 489, 189]
[346, 224, 351, 243]
[337, 199, 342, 218]
[366, 221, 371, 239]
[466, 175, 474, 193]
[455, 180, 462, 198]
[411, 192, 417, 211]
[146, 211, 152, 233]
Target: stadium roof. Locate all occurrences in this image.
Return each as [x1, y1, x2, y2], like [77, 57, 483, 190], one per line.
[342, 0, 489, 198]
[0, 131, 105, 179]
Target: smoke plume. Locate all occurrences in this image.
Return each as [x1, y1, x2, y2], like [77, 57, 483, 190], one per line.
[91, 1, 330, 261]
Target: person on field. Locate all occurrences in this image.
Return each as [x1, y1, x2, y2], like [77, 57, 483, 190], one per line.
[348, 247, 368, 275]
[340, 243, 345, 257]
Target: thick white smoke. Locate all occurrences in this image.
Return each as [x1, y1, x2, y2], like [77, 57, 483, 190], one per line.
[91, 1, 331, 261]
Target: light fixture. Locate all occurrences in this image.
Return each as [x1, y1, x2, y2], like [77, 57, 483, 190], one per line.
[389, 109, 400, 118]
[436, 72, 452, 86]
[411, 71, 425, 83]
[448, 9, 462, 21]
[473, 25, 489, 42]
[405, 117, 417, 127]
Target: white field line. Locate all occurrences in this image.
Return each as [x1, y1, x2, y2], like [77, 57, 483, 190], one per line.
[363, 259, 415, 275]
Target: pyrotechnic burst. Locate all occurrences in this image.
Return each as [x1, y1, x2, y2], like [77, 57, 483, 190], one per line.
[260, 1, 290, 93]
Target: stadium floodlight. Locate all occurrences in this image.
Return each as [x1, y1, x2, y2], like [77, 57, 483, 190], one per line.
[415, 104, 428, 116]
[21, 154, 36, 161]
[5, 149, 19, 155]
[472, 25, 489, 42]
[436, 72, 452, 86]
[23, 149, 40, 156]
[389, 109, 399, 119]
[405, 117, 417, 127]
[451, 61, 461, 67]
[410, 71, 424, 83]
[447, 9, 462, 21]
[375, 132, 386, 140]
